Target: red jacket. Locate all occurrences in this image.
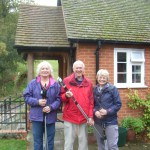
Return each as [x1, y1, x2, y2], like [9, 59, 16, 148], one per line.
[60, 73, 94, 124]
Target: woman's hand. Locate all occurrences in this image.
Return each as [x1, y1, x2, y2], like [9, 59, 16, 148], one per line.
[99, 108, 107, 116]
[39, 99, 47, 106]
[43, 106, 51, 113]
[95, 111, 103, 118]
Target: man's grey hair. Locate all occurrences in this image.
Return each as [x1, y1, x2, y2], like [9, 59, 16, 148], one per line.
[73, 60, 85, 69]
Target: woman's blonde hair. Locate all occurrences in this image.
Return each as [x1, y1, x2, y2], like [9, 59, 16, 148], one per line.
[36, 61, 53, 77]
[97, 69, 109, 81]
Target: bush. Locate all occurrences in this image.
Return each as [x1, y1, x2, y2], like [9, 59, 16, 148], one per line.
[127, 90, 150, 138]
[88, 126, 94, 134]
[120, 116, 144, 134]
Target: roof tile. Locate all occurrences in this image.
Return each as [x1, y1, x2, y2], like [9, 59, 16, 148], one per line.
[61, 0, 150, 43]
[15, 5, 69, 47]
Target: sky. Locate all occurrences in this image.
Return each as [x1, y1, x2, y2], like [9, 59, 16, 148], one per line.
[34, 0, 57, 6]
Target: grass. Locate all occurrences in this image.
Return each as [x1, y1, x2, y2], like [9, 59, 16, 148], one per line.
[0, 139, 27, 150]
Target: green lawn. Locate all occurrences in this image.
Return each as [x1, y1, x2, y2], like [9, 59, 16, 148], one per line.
[0, 139, 27, 150]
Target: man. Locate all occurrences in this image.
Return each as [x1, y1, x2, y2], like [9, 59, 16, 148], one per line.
[60, 60, 94, 150]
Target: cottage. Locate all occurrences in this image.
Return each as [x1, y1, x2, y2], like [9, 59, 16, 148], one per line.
[15, 0, 150, 120]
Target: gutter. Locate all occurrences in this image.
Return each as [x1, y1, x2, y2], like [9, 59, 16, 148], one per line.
[68, 38, 150, 45]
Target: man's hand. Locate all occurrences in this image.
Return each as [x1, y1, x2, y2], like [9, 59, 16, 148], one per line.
[65, 90, 73, 98]
[87, 118, 94, 126]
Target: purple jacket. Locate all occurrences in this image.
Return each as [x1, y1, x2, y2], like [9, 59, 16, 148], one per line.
[24, 77, 61, 124]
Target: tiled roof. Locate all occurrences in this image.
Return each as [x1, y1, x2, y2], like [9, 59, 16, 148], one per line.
[15, 5, 69, 47]
[61, 0, 150, 43]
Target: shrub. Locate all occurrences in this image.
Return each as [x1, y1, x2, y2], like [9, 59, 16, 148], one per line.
[120, 116, 144, 134]
[127, 90, 150, 138]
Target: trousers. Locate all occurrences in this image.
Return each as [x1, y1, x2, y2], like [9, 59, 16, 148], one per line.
[64, 121, 88, 150]
[94, 124, 119, 150]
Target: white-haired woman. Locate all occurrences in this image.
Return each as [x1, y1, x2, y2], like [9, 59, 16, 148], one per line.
[24, 61, 61, 150]
[93, 69, 122, 150]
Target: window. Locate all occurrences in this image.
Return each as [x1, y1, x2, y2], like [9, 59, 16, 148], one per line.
[114, 48, 146, 88]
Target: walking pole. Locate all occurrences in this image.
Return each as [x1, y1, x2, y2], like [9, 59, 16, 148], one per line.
[44, 114, 48, 150]
[57, 77, 103, 139]
[41, 84, 48, 150]
[94, 101, 108, 150]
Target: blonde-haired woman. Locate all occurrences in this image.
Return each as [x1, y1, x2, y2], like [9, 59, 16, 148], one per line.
[93, 69, 122, 150]
[24, 61, 61, 150]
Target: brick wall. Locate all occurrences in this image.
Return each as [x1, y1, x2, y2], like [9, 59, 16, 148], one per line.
[76, 42, 150, 122]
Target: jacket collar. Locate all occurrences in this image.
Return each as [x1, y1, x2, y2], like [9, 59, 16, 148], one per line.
[69, 73, 89, 87]
[96, 83, 110, 94]
[36, 76, 55, 86]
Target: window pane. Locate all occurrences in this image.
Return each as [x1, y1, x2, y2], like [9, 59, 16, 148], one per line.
[132, 65, 141, 72]
[117, 52, 127, 83]
[117, 52, 126, 62]
[118, 63, 126, 72]
[131, 51, 144, 62]
[132, 74, 141, 83]
[117, 74, 126, 83]
[132, 65, 141, 83]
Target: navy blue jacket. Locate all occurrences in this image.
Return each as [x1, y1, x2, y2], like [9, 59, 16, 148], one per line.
[93, 83, 122, 126]
[24, 77, 61, 124]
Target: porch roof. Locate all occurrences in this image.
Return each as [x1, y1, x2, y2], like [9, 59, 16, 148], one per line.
[15, 5, 69, 48]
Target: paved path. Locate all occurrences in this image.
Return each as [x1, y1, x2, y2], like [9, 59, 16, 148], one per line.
[27, 121, 150, 150]
[26, 121, 99, 150]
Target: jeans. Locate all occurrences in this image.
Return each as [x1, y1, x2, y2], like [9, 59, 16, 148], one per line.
[32, 121, 55, 150]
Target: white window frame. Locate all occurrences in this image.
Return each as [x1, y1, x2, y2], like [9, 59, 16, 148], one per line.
[114, 48, 146, 88]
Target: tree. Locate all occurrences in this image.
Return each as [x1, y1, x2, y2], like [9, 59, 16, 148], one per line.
[0, 0, 35, 18]
[0, 0, 35, 97]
